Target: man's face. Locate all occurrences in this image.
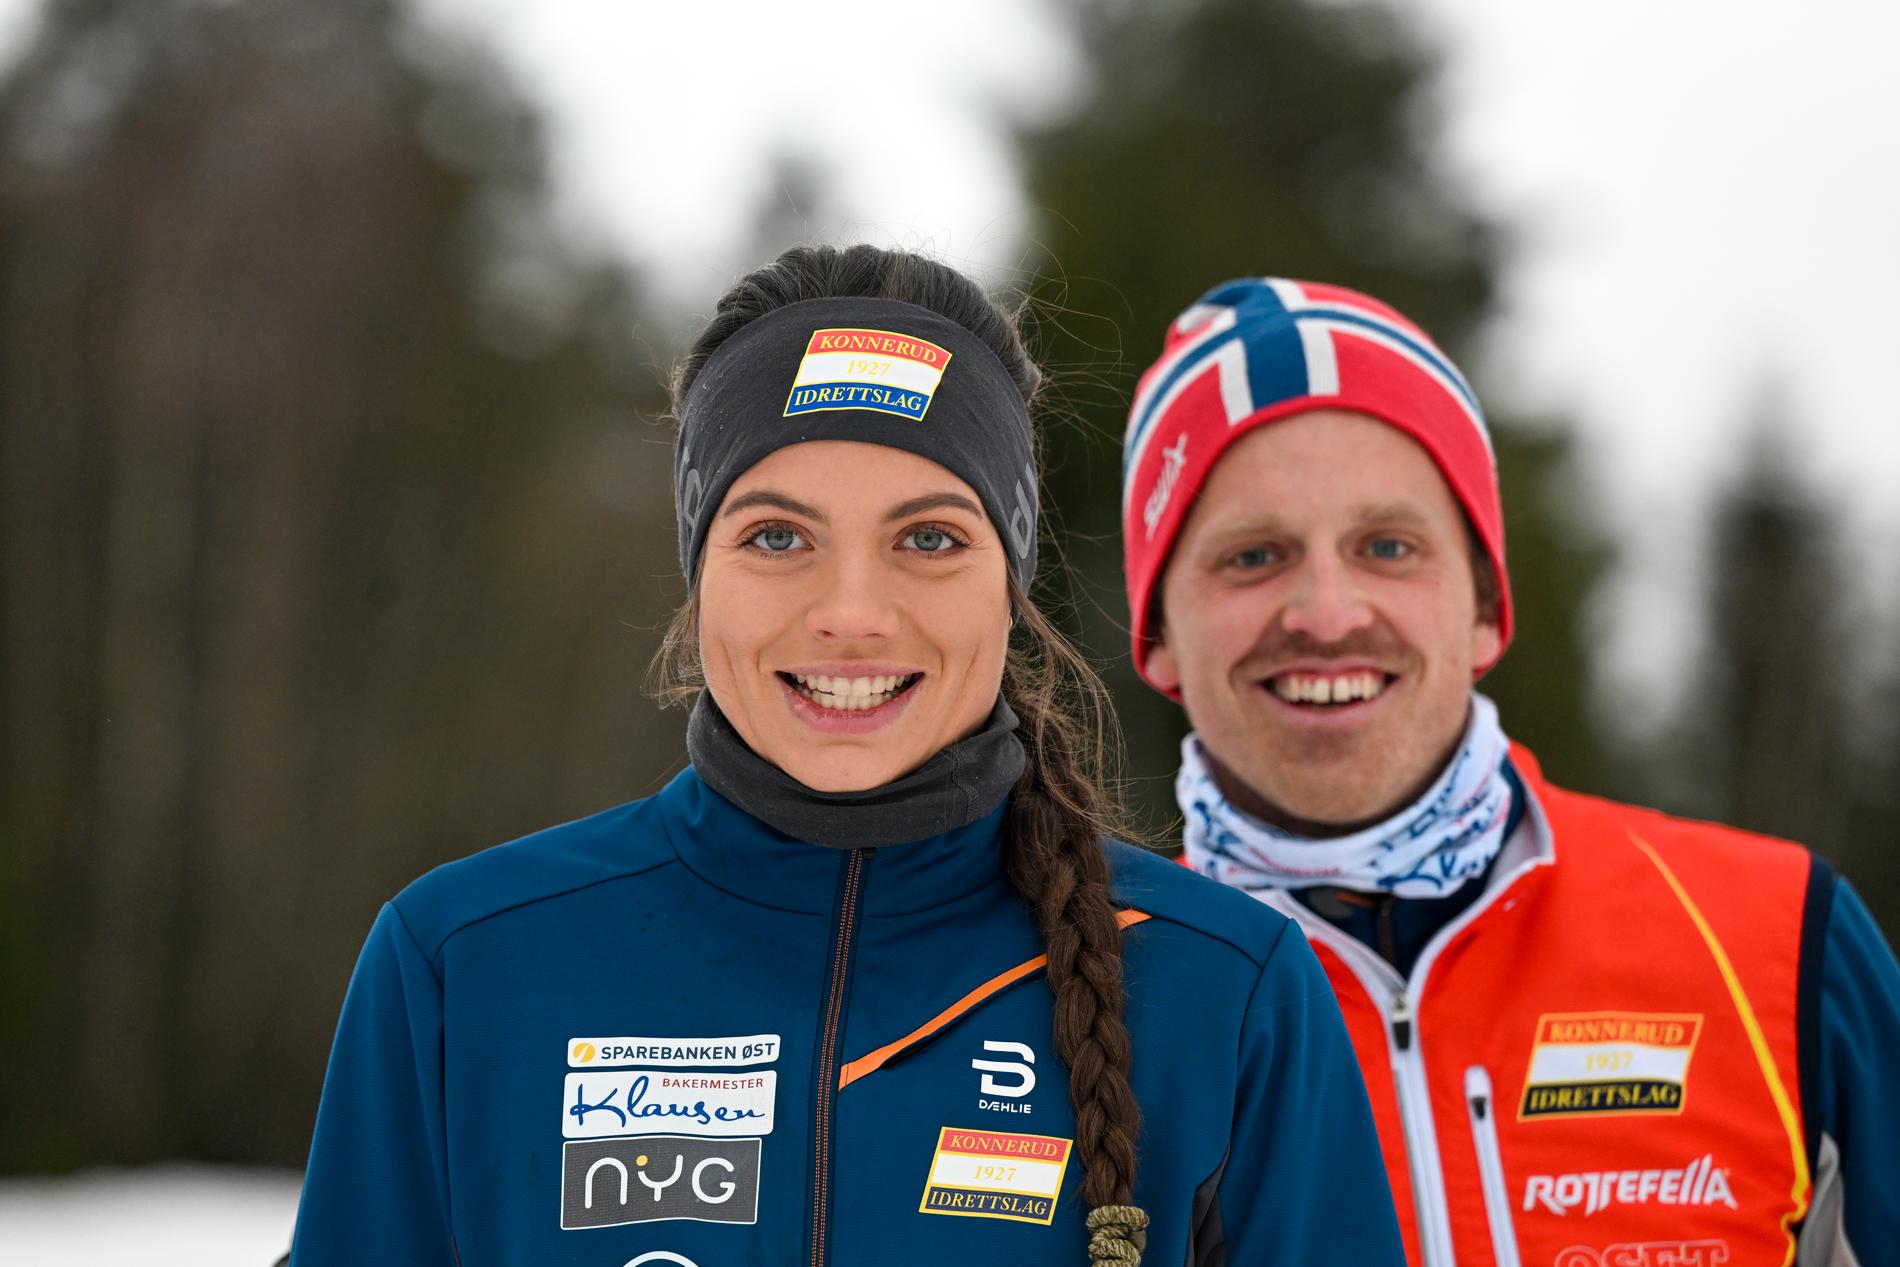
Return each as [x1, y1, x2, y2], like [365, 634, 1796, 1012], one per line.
[1149, 409, 1502, 826]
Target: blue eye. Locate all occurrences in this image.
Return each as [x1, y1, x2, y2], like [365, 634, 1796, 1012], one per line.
[1233, 547, 1274, 569]
[904, 526, 965, 554]
[746, 525, 807, 553]
[1368, 538, 1410, 561]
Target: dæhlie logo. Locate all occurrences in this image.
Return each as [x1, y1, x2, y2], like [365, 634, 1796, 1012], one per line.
[974, 1040, 1036, 1098]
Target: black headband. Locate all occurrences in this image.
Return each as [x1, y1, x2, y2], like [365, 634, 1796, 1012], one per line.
[674, 296, 1038, 591]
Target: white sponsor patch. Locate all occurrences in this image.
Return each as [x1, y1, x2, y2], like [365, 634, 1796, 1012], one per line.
[918, 1128, 1073, 1226]
[926, 1150, 1065, 1200]
[1519, 1013, 1702, 1120]
[1527, 1042, 1693, 1086]
[563, 1071, 776, 1140]
[567, 1034, 780, 1068]
[783, 328, 952, 422]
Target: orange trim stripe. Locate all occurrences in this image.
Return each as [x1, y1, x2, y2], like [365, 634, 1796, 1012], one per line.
[838, 909, 1152, 1091]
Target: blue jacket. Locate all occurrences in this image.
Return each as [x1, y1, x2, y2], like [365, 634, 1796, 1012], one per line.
[290, 767, 1404, 1265]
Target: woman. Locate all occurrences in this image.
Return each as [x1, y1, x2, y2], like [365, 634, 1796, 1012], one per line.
[287, 246, 1403, 1266]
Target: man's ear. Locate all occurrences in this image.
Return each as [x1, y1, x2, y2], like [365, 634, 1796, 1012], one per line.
[1470, 617, 1503, 679]
[1146, 626, 1183, 694]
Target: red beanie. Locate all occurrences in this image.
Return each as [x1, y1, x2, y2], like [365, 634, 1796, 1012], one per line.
[1122, 277, 1511, 693]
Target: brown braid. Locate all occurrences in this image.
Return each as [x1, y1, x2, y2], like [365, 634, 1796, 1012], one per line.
[655, 245, 1148, 1262]
[1000, 584, 1143, 1223]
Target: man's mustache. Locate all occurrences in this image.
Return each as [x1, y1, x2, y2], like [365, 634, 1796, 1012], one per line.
[1237, 626, 1416, 675]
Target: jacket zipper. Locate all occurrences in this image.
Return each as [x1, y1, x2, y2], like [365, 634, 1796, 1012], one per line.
[1464, 1066, 1521, 1267]
[811, 848, 869, 1267]
[1382, 980, 1454, 1267]
[1260, 810, 1551, 1267]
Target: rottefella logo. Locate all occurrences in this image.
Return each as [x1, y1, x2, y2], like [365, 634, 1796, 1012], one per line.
[559, 1136, 762, 1230]
[1523, 1154, 1737, 1217]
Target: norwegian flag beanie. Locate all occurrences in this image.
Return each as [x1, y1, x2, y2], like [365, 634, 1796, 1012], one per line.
[1121, 277, 1511, 693]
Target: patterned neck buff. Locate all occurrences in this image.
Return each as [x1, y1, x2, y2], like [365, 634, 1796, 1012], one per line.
[1179, 694, 1514, 898]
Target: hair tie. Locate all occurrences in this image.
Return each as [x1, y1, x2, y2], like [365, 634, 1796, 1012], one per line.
[1086, 1204, 1149, 1265]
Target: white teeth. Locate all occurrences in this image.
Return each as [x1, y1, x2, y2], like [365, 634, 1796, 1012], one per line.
[1272, 671, 1389, 705]
[790, 672, 916, 711]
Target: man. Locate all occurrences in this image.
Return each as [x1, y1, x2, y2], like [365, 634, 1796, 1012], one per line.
[1119, 277, 1900, 1267]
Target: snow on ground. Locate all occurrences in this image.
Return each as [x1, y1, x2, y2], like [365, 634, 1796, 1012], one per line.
[0, 1165, 300, 1266]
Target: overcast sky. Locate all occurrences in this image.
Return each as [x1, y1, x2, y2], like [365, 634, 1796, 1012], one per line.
[3, 0, 1895, 724]
[404, 0, 1900, 726]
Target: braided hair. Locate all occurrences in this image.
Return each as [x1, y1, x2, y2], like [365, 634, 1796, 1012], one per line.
[661, 244, 1147, 1264]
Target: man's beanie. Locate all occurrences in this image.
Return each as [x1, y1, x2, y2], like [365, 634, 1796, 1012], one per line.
[1121, 277, 1511, 691]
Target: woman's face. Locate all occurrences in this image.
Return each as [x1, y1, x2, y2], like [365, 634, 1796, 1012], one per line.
[698, 440, 1012, 793]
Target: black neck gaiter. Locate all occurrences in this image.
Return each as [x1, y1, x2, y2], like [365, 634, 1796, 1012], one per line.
[685, 692, 1025, 850]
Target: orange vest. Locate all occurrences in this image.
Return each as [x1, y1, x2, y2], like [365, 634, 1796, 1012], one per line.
[1271, 746, 1813, 1267]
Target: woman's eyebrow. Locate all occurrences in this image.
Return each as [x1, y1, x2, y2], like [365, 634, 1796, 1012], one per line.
[883, 492, 984, 522]
[721, 490, 824, 521]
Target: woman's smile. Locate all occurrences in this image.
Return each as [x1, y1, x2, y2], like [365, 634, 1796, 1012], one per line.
[777, 664, 926, 732]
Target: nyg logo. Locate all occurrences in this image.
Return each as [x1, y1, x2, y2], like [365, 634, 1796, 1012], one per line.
[560, 1135, 761, 1230]
[975, 1040, 1036, 1115]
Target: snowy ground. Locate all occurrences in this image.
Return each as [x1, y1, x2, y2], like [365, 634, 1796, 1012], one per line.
[0, 1165, 300, 1265]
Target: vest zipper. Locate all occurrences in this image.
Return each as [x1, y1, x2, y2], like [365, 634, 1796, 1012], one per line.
[1382, 981, 1455, 1267]
[1464, 1066, 1521, 1267]
[1257, 796, 1553, 1267]
[811, 848, 869, 1267]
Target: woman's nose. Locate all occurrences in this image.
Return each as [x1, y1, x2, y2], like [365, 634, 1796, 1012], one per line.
[804, 547, 899, 641]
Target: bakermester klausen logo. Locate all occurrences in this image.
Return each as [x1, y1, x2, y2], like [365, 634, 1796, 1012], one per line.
[564, 1071, 775, 1139]
[1524, 1154, 1738, 1217]
[559, 1033, 780, 1231]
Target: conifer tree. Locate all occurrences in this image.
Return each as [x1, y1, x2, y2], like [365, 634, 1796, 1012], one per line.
[0, 0, 671, 1167]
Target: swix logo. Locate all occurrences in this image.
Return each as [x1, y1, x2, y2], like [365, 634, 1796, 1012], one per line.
[973, 1040, 1036, 1097]
[1142, 434, 1189, 538]
[1524, 1154, 1737, 1217]
[1554, 1242, 1730, 1267]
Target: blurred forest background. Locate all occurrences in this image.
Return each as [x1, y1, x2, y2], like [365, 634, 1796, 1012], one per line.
[3, 0, 1896, 1175]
